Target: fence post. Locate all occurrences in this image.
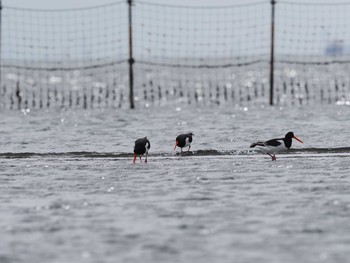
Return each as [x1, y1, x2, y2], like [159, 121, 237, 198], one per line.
[269, 0, 276, 106]
[128, 0, 135, 109]
[0, 0, 2, 90]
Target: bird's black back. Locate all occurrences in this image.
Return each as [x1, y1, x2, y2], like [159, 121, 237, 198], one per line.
[250, 132, 295, 149]
[134, 137, 150, 155]
[265, 138, 283, 147]
[250, 139, 282, 148]
[176, 133, 193, 148]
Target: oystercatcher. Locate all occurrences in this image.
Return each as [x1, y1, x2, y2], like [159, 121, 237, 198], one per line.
[250, 131, 303, 161]
[133, 137, 150, 163]
[174, 133, 194, 153]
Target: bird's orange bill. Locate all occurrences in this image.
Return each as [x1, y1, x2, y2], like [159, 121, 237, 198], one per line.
[293, 136, 303, 144]
[133, 154, 137, 163]
[174, 141, 178, 151]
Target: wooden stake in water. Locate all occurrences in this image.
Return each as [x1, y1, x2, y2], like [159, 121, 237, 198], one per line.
[128, 0, 135, 109]
[16, 81, 22, 110]
[269, 0, 276, 106]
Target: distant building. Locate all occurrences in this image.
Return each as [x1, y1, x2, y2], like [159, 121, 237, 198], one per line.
[325, 39, 344, 56]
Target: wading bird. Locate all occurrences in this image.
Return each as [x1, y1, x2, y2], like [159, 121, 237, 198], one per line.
[174, 133, 194, 153]
[250, 131, 303, 161]
[133, 137, 150, 163]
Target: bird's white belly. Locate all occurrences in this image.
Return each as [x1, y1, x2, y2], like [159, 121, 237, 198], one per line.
[184, 138, 191, 148]
[256, 144, 286, 154]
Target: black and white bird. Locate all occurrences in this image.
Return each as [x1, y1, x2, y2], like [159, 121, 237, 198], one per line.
[250, 131, 303, 161]
[174, 133, 194, 153]
[133, 137, 150, 163]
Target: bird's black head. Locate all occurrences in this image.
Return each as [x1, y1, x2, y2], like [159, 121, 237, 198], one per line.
[187, 133, 194, 141]
[285, 132, 294, 139]
[285, 131, 303, 144]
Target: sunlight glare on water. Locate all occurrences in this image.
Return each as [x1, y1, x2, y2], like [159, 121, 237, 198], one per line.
[1, 105, 350, 263]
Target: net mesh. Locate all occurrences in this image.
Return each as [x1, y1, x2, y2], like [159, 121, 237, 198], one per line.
[275, 1, 350, 105]
[132, 1, 270, 106]
[1, 2, 128, 110]
[1, 1, 350, 109]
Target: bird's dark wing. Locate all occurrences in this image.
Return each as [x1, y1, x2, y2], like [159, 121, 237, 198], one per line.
[135, 137, 147, 145]
[134, 138, 143, 145]
[176, 134, 187, 146]
[265, 138, 282, 147]
[176, 134, 185, 141]
[250, 141, 267, 148]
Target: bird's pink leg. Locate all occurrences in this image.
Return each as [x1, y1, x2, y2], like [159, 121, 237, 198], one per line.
[145, 153, 148, 163]
[267, 153, 277, 161]
[133, 154, 137, 164]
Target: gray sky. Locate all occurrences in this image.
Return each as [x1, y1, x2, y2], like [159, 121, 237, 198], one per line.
[2, 0, 350, 61]
[4, 0, 350, 9]
[2, 0, 254, 9]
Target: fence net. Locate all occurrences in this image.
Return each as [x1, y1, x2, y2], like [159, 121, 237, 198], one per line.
[1, 1, 128, 110]
[133, 1, 270, 106]
[275, 1, 350, 105]
[1, 1, 350, 110]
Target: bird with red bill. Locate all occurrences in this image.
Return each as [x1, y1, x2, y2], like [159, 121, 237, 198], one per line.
[133, 137, 150, 163]
[250, 131, 303, 161]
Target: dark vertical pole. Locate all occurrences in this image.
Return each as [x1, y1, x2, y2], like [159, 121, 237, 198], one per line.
[0, 0, 2, 91]
[128, 0, 135, 109]
[269, 0, 276, 106]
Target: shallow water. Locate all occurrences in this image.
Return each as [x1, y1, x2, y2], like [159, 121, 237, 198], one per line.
[1, 105, 350, 263]
[1, 104, 350, 153]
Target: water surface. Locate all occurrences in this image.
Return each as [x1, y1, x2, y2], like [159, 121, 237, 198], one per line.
[1, 105, 350, 263]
